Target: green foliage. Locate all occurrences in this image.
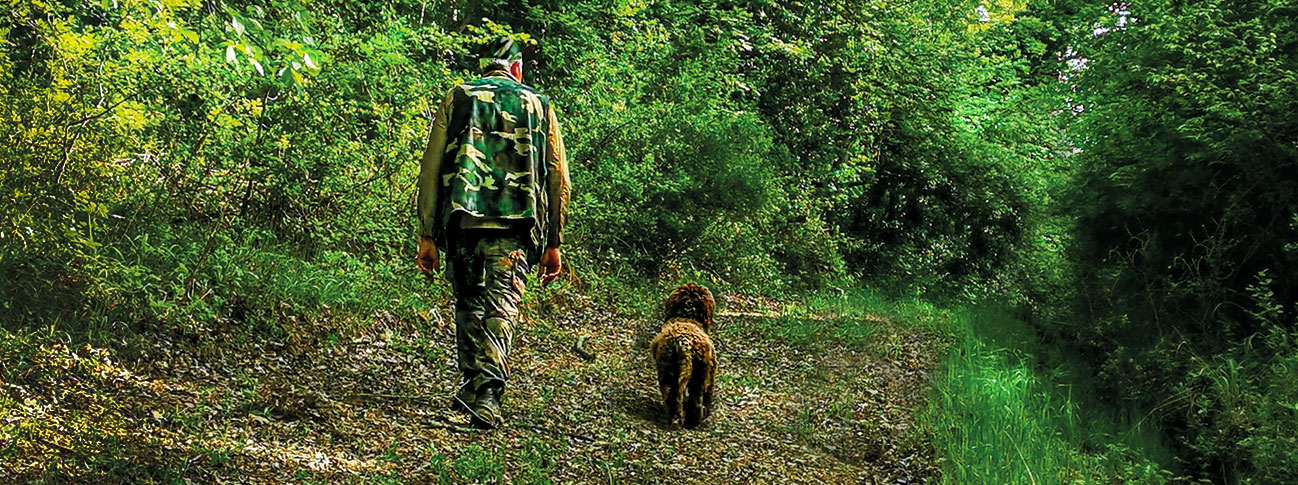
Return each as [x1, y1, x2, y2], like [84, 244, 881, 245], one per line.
[739, 0, 1038, 290]
[471, 0, 1061, 293]
[8, 0, 1295, 481]
[1, 0, 1059, 335]
[1061, 0, 1298, 480]
[1173, 321, 1298, 482]
[0, 1, 465, 333]
[1072, 0, 1298, 334]
[522, 0, 810, 292]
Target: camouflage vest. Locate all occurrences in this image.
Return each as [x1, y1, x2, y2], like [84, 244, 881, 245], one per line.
[438, 75, 552, 252]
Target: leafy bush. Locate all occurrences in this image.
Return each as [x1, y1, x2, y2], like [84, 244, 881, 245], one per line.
[1063, 0, 1298, 480]
[0, 1, 468, 333]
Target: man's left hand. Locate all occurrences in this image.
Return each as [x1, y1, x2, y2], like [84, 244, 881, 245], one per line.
[538, 247, 561, 285]
[416, 236, 440, 275]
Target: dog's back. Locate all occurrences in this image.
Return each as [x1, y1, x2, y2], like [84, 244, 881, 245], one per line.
[652, 318, 714, 380]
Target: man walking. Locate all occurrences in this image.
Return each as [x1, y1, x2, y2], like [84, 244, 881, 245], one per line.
[414, 36, 570, 429]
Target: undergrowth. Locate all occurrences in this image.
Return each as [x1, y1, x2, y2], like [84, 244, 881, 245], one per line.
[1, 224, 445, 351]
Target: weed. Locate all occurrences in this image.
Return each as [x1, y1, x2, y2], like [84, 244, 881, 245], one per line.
[452, 444, 504, 483]
[381, 441, 402, 464]
[517, 438, 559, 484]
[791, 408, 819, 441]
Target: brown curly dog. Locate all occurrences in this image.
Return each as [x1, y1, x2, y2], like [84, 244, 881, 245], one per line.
[650, 283, 716, 428]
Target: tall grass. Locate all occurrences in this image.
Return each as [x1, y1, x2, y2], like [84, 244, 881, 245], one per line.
[928, 326, 1079, 483]
[923, 304, 1172, 484]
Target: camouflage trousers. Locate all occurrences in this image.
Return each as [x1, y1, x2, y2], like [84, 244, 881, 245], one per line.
[446, 229, 531, 401]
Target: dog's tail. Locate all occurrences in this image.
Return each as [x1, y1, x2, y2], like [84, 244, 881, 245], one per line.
[656, 342, 691, 424]
[656, 343, 690, 391]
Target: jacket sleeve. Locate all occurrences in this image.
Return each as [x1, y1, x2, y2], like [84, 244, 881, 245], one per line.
[416, 90, 456, 240]
[545, 104, 571, 248]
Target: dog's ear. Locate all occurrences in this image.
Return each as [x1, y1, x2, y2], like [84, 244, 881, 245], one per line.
[688, 283, 715, 329]
[663, 288, 680, 319]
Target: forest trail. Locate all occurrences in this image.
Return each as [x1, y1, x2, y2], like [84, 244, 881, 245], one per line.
[3, 290, 943, 483]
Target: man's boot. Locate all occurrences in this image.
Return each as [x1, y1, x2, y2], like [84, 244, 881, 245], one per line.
[452, 385, 476, 413]
[469, 384, 504, 429]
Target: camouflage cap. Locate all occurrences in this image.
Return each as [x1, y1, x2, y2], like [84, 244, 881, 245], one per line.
[478, 36, 525, 73]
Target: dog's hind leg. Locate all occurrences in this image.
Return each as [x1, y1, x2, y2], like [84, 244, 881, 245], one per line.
[701, 355, 715, 423]
[657, 350, 689, 426]
[673, 357, 692, 426]
[684, 356, 711, 428]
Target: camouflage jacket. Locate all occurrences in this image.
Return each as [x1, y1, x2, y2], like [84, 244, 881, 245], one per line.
[416, 70, 570, 258]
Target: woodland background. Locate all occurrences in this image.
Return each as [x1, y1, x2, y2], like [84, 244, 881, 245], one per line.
[2, 0, 1297, 482]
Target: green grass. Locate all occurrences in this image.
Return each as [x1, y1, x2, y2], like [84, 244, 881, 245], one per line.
[516, 438, 561, 484]
[355, 442, 549, 484]
[451, 444, 505, 483]
[921, 304, 1173, 484]
[2, 224, 447, 350]
[731, 287, 890, 349]
[746, 290, 1180, 483]
[928, 329, 1081, 483]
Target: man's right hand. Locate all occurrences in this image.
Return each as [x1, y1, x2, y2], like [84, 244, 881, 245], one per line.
[416, 236, 440, 274]
[537, 246, 561, 286]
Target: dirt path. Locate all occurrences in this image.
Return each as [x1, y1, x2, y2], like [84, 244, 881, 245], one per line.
[2, 291, 942, 483]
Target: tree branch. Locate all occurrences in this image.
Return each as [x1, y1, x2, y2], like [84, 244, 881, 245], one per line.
[61, 94, 136, 127]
